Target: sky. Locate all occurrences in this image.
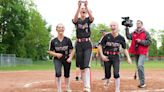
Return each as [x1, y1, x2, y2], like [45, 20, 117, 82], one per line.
[34, 0, 164, 38]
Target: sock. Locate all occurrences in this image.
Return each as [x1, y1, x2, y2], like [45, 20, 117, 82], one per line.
[56, 77, 62, 92]
[115, 78, 120, 92]
[65, 78, 70, 89]
[85, 68, 90, 88]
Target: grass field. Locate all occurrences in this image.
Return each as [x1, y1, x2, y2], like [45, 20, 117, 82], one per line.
[0, 60, 164, 71]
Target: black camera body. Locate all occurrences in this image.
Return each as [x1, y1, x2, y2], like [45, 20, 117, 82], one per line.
[121, 17, 133, 27]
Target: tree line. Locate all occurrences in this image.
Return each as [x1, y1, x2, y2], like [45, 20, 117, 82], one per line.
[0, 0, 163, 61]
[0, 0, 50, 60]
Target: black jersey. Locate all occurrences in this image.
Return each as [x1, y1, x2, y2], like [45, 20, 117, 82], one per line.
[50, 37, 73, 59]
[100, 33, 126, 53]
[73, 17, 93, 39]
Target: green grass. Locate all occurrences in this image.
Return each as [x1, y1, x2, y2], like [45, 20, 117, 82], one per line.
[0, 60, 163, 71]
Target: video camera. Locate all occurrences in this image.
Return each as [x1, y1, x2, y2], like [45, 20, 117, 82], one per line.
[121, 17, 133, 27]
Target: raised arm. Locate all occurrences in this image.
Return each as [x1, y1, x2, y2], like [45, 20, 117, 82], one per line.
[84, 1, 94, 22]
[125, 27, 132, 40]
[72, 1, 81, 23]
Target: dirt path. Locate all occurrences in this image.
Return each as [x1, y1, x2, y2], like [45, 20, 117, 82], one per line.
[0, 69, 164, 92]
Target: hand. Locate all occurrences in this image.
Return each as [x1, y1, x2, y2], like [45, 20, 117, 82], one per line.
[96, 53, 99, 57]
[84, 0, 88, 7]
[101, 55, 109, 62]
[127, 57, 132, 64]
[66, 57, 72, 63]
[56, 53, 63, 59]
[135, 39, 141, 43]
[78, 0, 81, 8]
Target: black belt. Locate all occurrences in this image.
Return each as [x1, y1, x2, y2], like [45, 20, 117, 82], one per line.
[104, 51, 120, 55]
[77, 38, 90, 42]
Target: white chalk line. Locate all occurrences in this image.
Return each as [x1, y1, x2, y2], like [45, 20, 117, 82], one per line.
[23, 80, 53, 88]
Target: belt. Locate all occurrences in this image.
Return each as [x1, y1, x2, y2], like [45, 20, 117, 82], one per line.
[104, 51, 120, 55]
[77, 38, 90, 42]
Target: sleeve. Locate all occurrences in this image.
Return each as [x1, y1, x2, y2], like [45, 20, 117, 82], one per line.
[121, 37, 127, 49]
[50, 40, 55, 51]
[100, 35, 107, 46]
[87, 17, 93, 24]
[125, 27, 132, 40]
[139, 31, 151, 46]
[72, 19, 78, 25]
[68, 38, 73, 50]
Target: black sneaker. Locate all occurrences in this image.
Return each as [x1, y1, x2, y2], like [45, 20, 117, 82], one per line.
[138, 84, 146, 88]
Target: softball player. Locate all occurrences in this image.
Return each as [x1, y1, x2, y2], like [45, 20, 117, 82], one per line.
[72, 0, 94, 92]
[48, 23, 74, 92]
[98, 22, 132, 92]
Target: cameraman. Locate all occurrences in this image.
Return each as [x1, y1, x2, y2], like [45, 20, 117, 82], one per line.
[125, 20, 151, 88]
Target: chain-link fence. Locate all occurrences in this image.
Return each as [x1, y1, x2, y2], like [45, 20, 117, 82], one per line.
[0, 54, 33, 67]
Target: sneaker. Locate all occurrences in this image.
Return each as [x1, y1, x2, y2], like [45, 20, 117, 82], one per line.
[66, 88, 72, 92]
[138, 84, 146, 88]
[102, 77, 106, 80]
[104, 79, 109, 87]
[83, 87, 90, 92]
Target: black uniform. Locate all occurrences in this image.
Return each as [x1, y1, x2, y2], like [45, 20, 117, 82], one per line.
[50, 37, 73, 78]
[73, 17, 93, 70]
[100, 33, 126, 79]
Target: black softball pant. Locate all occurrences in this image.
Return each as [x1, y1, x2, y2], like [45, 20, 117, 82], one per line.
[76, 41, 92, 70]
[104, 55, 120, 79]
[53, 59, 71, 78]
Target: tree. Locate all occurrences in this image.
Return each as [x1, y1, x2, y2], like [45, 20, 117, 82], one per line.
[158, 31, 164, 56]
[0, 0, 50, 60]
[90, 23, 110, 45]
[0, 0, 30, 55]
[24, 9, 50, 60]
[149, 38, 158, 56]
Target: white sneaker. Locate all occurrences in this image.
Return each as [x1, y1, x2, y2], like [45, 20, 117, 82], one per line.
[115, 88, 120, 92]
[138, 84, 146, 88]
[66, 88, 72, 92]
[83, 87, 90, 92]
[104, 79, 109, 87]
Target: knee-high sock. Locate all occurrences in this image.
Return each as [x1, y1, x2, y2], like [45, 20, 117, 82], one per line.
[85, 68, 90, 88]
[56, 77, 62, 92]
[115, 78, 120, 92]
[81, 70, 85, 83]
[65, 78, 70, 89]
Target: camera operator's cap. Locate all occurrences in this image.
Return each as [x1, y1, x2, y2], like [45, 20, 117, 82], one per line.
[100, 30, 107, 33]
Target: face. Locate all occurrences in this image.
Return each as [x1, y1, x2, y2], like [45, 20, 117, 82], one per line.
[110, 22, 118, 33]
[56, 24, 65, 35]
[80, 6, 87, 18]
[136, 21, 143, 28]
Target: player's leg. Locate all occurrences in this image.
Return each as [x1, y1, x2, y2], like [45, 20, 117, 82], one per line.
[104, 60, 112, 86]
[75, 55, 81, 81]
[113, 55, 120, 92]
[54, 59, 62, 92]
[83, 48, 92, 92]
[63, 60, 72, 92]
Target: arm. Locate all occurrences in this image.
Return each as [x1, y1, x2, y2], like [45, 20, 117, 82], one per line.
[47, 51, 63, 59]
[66, 49, 75, 63]
[125, 27, 132, 40]
[72, 1, 81, 24]
[47, 40, 63, 59]
[123, 49, 132, 64]
[85, 1, 94, 22]
[138, 31, 151, 46]
[98, 45, 109, 62]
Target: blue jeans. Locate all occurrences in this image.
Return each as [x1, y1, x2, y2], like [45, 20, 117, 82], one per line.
[135, 54, 146, 85]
